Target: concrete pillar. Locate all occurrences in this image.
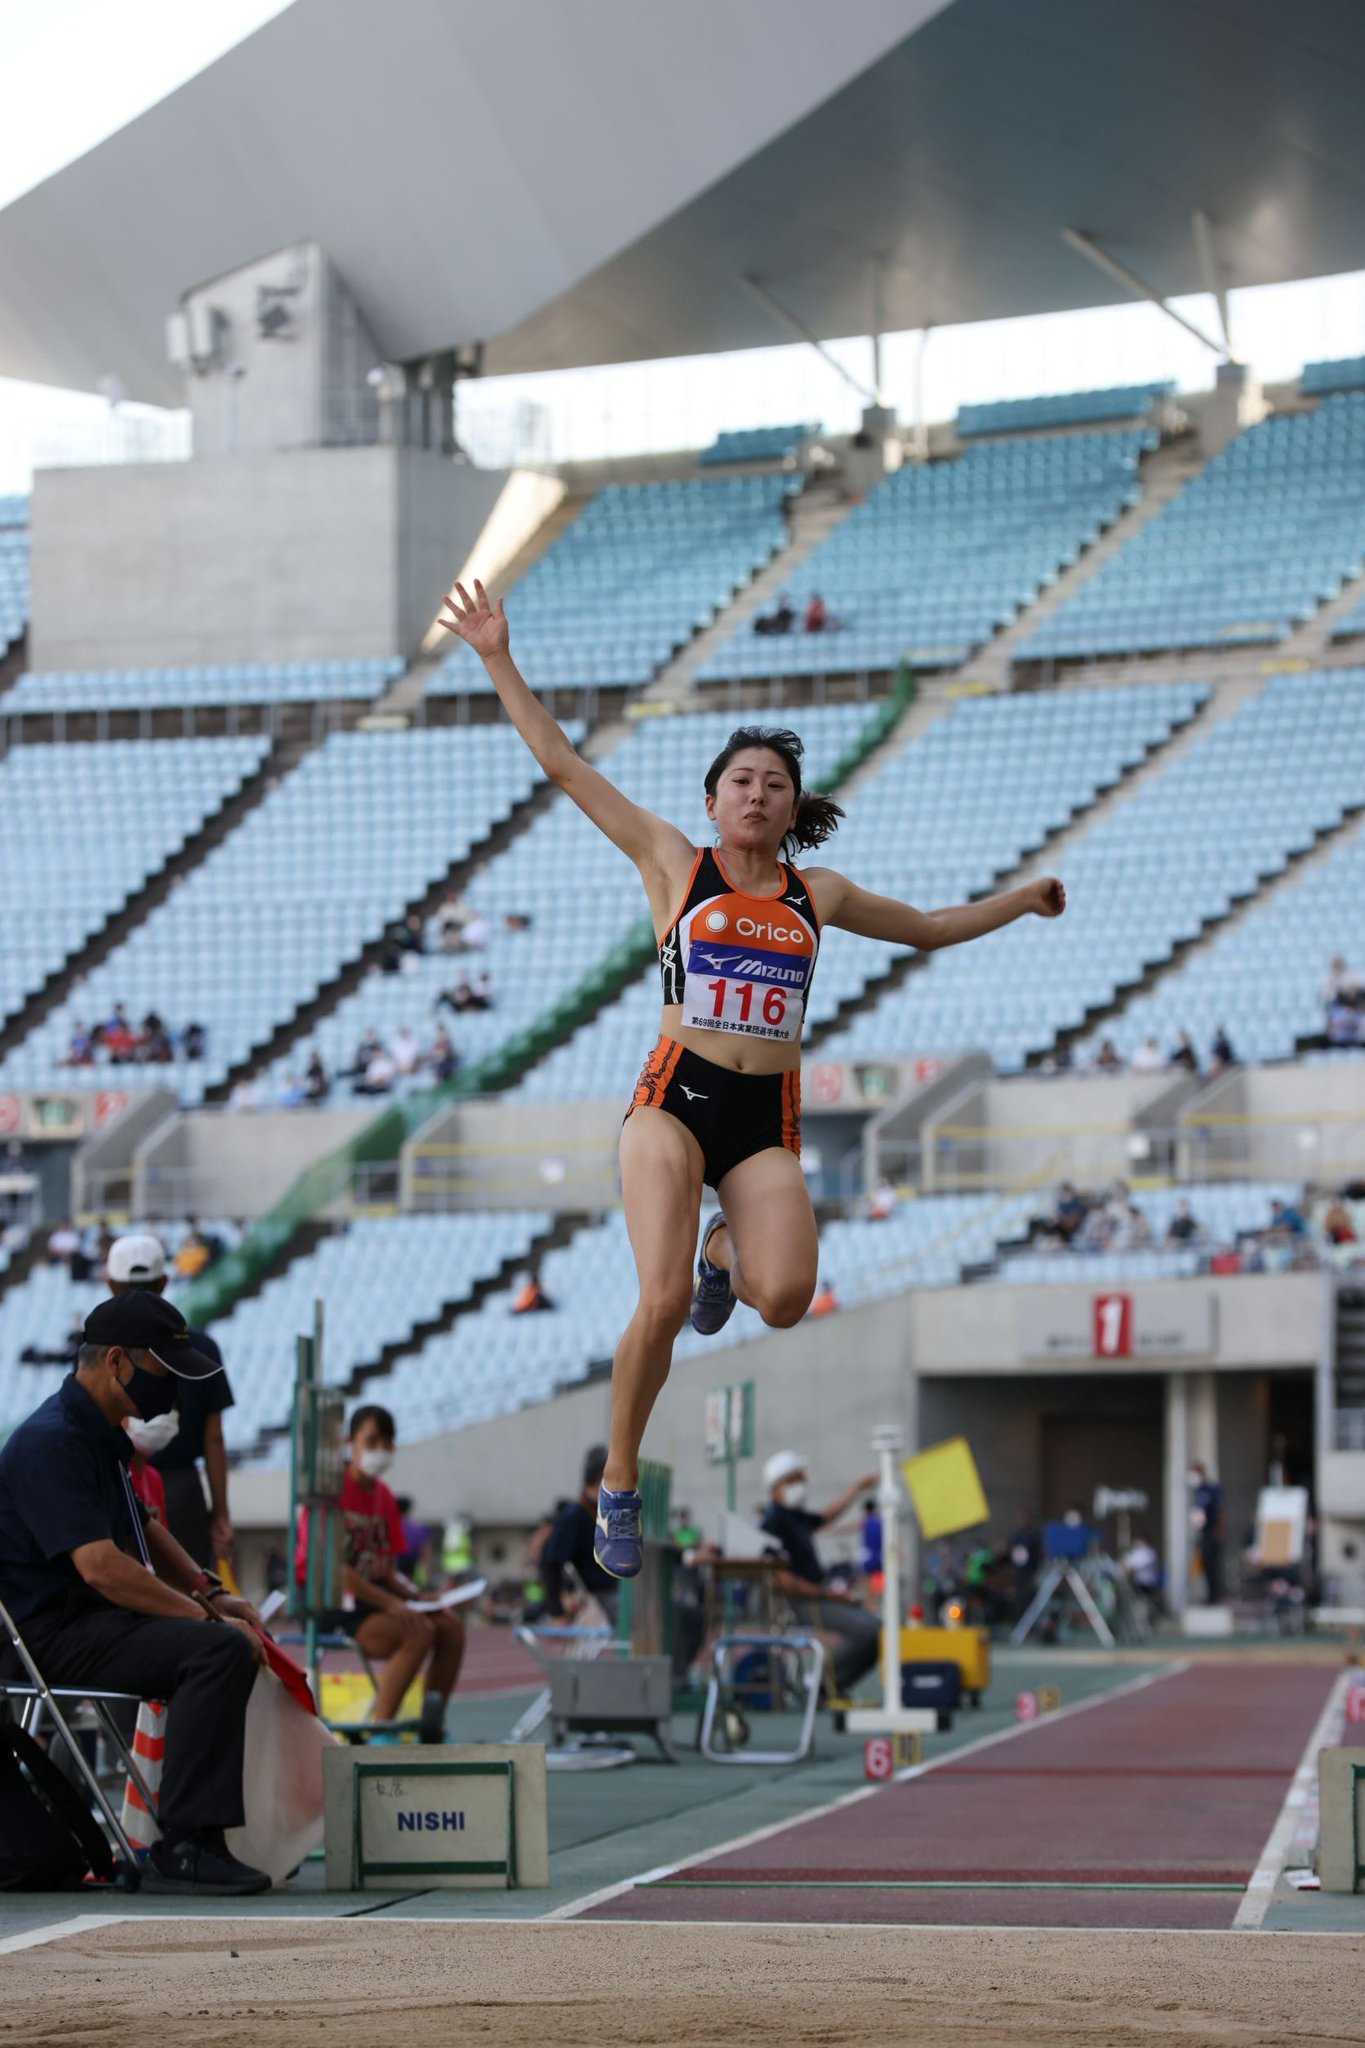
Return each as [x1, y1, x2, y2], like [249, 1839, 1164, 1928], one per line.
[1164, 1372, 1190, 1615]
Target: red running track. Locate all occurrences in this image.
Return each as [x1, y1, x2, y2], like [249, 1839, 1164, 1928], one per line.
[587, 1661, 1337, 1930]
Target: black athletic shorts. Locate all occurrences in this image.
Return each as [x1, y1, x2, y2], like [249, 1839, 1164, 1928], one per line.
[626, 1035, 801, 1188]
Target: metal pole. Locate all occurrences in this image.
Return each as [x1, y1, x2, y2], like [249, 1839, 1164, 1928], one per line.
[873, 1424, 903, 1717]
[1060, 229, 1229, 359]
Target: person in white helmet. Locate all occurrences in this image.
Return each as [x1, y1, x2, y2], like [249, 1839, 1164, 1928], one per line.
[105, 1233, 234, 1570]
[760, 1450, 881, 1696]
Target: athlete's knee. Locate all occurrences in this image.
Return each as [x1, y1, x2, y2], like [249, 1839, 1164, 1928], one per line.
[754, 1279, 814, 1329]
[401, 1611, 435, 1650]
[635, 1282, 692, 1338]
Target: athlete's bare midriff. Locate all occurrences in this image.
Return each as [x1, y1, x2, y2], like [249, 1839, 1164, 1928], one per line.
[658, 1003, 803, 1077]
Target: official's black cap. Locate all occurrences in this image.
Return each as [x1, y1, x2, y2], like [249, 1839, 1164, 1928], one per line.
[81, 1294, 222, 1380]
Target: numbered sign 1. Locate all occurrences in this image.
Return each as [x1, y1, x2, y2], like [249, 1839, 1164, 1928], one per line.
[1093, 1292, 1133, 1358]
[1015, 1689, 1039, 1723]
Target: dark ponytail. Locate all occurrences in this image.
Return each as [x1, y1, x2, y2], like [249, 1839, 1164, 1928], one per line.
[702, 724, 845, 857]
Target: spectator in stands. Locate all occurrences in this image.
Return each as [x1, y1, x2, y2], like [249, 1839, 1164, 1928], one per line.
[807, 1276, 838, 1318]
[277, 1072, 306, 1109]
[182, 1021, 208, 1062]
[868, 1176, 899, 1222]
[541, 1445, 621, 1626]
[1321, 954, 1361, 1009]
[60, 1021, 95, 1068]
[46, 1219, 81, 1267]
[1131, 1034, 1163, 1072]
[473, 970, 496, 1009]
[1170, 1031, 1199, 1074]
[1111, 1201, 1152, 1251]
[172, 1222, 220, 1282]
[1094, 1038, 1122, 1074]
[298, 1404, 464, 1742]
[1325, 992, 1362, 1048]
[1322, 1196, 1358, 1245]
[512, 1274, 555, 1314]
[379, 924, 406, 975]
[1054, 1183, 1087, 1244]
[304, 1049, 330, 1104]
[0, 1291, 269, 1895]
[1210, 1024, 1236, 1074]
[804, 592, 827, 634]
[461, 909, 491, 951]
[399, 912, 426, 959]
[1270, 1196, 1307, 1238]
[354, 1044, 397, 1097]
[754, 591, 795, 637]
[504, 910, 533, 931]
[391, 1025, 421, 1077]
[102, 1006, 139, 1064]
[426, 1026, 459, 1083]
[760, 1451, 881, 1698]
[350, 1026, 383, 1077]
[437, 892, 473, 953]
[1167, 1198, 1200, 1243]
[226, 1077, 261, 1113]
[440, 979, 478, 1015]
[140, 1010, 173, 1064]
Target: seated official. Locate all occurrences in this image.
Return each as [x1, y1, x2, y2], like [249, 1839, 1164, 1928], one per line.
[0, 1294, 269, 1895]
[760, 1450, 881, 1698]
[297, 1405, 464, 1742]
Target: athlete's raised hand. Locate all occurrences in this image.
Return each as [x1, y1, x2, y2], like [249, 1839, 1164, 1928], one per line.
[1027, 876, 1066, 919]
[439, 579, 509, 661]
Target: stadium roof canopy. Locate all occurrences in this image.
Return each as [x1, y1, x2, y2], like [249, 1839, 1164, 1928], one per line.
[2, 0, 1363, 406]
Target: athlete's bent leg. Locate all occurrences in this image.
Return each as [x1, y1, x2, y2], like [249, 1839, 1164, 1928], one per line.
[714, 1146, 819, 1328]
[606, 1107, 705, 1493]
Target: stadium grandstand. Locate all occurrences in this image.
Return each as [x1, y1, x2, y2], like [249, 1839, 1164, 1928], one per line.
[1, 0, 1365, 2015]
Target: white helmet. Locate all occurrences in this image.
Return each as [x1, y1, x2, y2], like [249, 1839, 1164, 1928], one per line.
[762, 1449, 806, 1492]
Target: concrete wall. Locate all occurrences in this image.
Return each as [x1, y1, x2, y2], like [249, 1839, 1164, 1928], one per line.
[1179, 1062, 1365, 1184]
[72, 1089, 179, 1217]
[231, 1270, 1329, 1533]
[31, 446, 506, 668]
[402, 1098, 624, 1212]
[135, 1106, 373, 1219]
[921, 1069, 1194, 1194]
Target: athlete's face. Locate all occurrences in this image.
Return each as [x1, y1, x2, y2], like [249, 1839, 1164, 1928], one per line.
[706, 749, 798, 853]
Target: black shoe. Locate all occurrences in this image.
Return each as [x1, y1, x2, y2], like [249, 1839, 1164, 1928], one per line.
[142, 1831, 271, 1896]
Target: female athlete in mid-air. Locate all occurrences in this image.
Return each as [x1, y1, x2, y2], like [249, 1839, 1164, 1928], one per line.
[441, 581, 1065, 1578]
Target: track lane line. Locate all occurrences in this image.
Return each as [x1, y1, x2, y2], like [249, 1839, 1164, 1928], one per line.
[546, 1658, 1188, 1920]
[1232, 1667, 1351, 1931]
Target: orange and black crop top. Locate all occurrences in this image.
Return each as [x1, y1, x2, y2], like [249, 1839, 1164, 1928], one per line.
[658, 847, 820, 1046]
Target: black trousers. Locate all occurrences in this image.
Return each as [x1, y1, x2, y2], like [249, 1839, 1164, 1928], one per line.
[158, 1465, 213, 1570]
[23, 1598, 256, 1834]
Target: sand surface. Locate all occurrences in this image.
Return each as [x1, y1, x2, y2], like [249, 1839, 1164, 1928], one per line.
[3, 1918, 1363, 2048]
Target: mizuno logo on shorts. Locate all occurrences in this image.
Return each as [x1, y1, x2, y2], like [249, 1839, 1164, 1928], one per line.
[679, 1086, 708, 1101]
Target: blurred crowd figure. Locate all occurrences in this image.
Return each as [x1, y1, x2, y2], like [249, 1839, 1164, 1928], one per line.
[1024, 1176, 1361, 1275]
[61, 1005, 207, 1069]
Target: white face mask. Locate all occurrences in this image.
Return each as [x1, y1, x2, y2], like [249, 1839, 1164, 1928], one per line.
[125, 1412, 180, 1456]
[777, 1480, 807, 1510]
[358, 1447, 394, 1478]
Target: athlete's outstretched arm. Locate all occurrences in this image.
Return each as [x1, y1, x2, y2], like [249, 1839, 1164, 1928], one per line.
[440, 581, 691, 876]
[810, 871, 1065, 951]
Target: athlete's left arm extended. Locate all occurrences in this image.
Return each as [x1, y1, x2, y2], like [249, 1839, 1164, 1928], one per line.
[812, 872, 1065, 951]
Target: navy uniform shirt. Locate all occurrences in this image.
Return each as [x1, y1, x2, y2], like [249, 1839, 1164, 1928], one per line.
[541, 1499, 617, 1602]
[0, 1376, 146, 1626]
[150, 1326, 232, 1472]
[760, 1503, 826, 1587]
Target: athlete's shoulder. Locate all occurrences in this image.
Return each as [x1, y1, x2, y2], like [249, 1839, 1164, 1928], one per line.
[793, 864, 848, 917]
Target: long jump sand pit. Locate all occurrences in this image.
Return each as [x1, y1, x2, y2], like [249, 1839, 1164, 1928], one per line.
[4, 1918, 1362, 2048]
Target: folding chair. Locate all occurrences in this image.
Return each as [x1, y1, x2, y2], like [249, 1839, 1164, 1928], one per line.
[0, 1593, 158, 1868]
[509, 1624, 631, 1743]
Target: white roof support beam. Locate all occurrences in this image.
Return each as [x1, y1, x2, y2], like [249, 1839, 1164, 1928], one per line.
[741, 273, 879, 407]
[1061, 227, 1230, 360]
[1191, 208, 1237, 360]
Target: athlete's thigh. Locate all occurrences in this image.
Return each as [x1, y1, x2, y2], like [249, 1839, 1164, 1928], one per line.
[352, 1611, 411, 1659]
[718, 1144, 818, 1297]
[619, 1105, 706, 1298]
